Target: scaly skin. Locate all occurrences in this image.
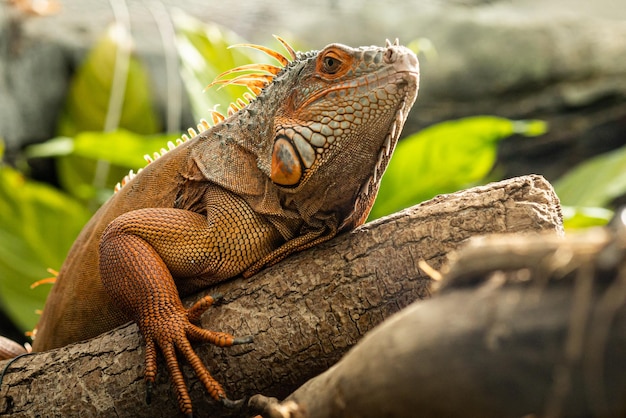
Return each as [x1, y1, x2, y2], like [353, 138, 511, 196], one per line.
[3, 40, 419, 416]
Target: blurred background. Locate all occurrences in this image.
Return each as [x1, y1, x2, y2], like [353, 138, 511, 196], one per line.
[0, 0, 625, 344]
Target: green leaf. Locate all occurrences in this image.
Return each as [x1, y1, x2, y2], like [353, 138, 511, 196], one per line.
[561, 206, 613, 229]
[57, 23, 161, 137]
[23, 137, 75, 158]
[71, 130, 181, 168]
[370, 116, 547, 219]
[173, 11, 297, 120]
[174, 15, 248, 118]
[407, 38, 438, 62]
[554, 145, 626, 208]
[0, 165, 91, 332]
[27, 130, 182, 204]
[51, 23, 162, 206]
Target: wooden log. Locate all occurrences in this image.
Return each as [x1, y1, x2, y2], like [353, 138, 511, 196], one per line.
[0, 175, 562, 417]
[277, 230, 626, 418]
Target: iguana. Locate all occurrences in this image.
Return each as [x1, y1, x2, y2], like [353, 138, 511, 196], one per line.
[0, 37, 419, 416]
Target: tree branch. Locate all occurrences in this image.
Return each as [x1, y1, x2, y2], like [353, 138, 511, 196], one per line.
[278, 230, 626, 418]
[0, 175, 563, 417]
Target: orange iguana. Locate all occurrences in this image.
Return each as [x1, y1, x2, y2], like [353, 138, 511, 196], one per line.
[0, 38, 419, 416]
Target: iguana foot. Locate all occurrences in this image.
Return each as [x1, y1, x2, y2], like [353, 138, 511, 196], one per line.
[142, 294, 253, 416]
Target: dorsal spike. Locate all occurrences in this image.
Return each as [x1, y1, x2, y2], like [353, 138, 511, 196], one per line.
[248, 85, 263, 96]
[212, 63, 282, 82]
[115, 36, 300, 195]
[206, 73, 275, 91]
[273, 35, 297, 61]
[197, 118, 212, 132]
[229, 43, 289, 67]
[210, 111, 225, 124]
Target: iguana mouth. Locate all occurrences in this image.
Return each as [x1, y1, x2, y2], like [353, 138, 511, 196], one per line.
[339, 69, 419, 231]
[360, 45, 420, 198]
[372, 90, 414, 192]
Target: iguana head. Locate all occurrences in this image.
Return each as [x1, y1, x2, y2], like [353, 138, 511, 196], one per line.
[259, 40, 419, 228]
[195, 38, 419, 231]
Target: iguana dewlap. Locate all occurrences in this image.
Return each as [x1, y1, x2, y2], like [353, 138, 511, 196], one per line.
[3, 38, 419, 416]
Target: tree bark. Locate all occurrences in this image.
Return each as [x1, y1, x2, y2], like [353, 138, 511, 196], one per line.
[0, 175, 563, 418]
[276, 230, 626, 418]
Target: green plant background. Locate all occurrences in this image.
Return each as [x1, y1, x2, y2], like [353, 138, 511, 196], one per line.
[0, 12, 619, 336]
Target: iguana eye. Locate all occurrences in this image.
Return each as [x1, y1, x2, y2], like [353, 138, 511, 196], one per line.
[322, 55, 341, 74]
[315, 45, 353, 78]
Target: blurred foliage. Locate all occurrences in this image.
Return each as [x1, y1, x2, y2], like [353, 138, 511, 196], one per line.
[57, 24, 161, 136]
[370, 117, 546, 219]
[0, 147, 91, 331]
[172, 11, 304, 121]
[54, 23, 162, 204]
[553, 146, 626, 229]
[27, 131, 181, 204]
[554, 145, 626, 207]
[559, 207, 613, 229]
[174, 12, 260, 121]
[0, 10, 622, 335]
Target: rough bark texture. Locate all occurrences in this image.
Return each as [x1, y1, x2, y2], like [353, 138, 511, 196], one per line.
[0, 175, 562, 418]
[280, 230, 626, 418]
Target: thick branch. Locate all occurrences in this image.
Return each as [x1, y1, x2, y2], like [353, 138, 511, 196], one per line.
[282, 230, 626, 418]
[0, 175, 562, 417]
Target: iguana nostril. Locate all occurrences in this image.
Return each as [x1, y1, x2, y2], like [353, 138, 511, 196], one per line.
[384, 47, 396, 64]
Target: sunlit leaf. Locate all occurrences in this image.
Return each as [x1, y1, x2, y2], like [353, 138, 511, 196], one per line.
[0, 165, 91, 332]
[561, 206, 613, 229]
[174, 14, 257, 119]
[370, 116, 547, 219]
[51, 23, 162, 206]
[27, 130, 182, 204]
[57, 23, 161, 136]
[73, 130, 180, 168]
[554, 145, 626, 208]
[407, 38, 438, 62]
[172, 12, 303, 120]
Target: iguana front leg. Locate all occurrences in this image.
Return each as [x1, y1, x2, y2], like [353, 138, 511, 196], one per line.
[98, 199, 284, 416]
[242, 224, 337, 278]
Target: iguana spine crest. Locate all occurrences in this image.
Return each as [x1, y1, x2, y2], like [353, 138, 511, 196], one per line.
[114, 36, 298, 193]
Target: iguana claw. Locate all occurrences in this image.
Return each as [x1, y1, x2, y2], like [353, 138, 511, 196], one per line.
[145, 380, 153, 405]
[221, 396, 246, 409]
[209, 292, 224, 303]
[233, 335, 254, 345]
